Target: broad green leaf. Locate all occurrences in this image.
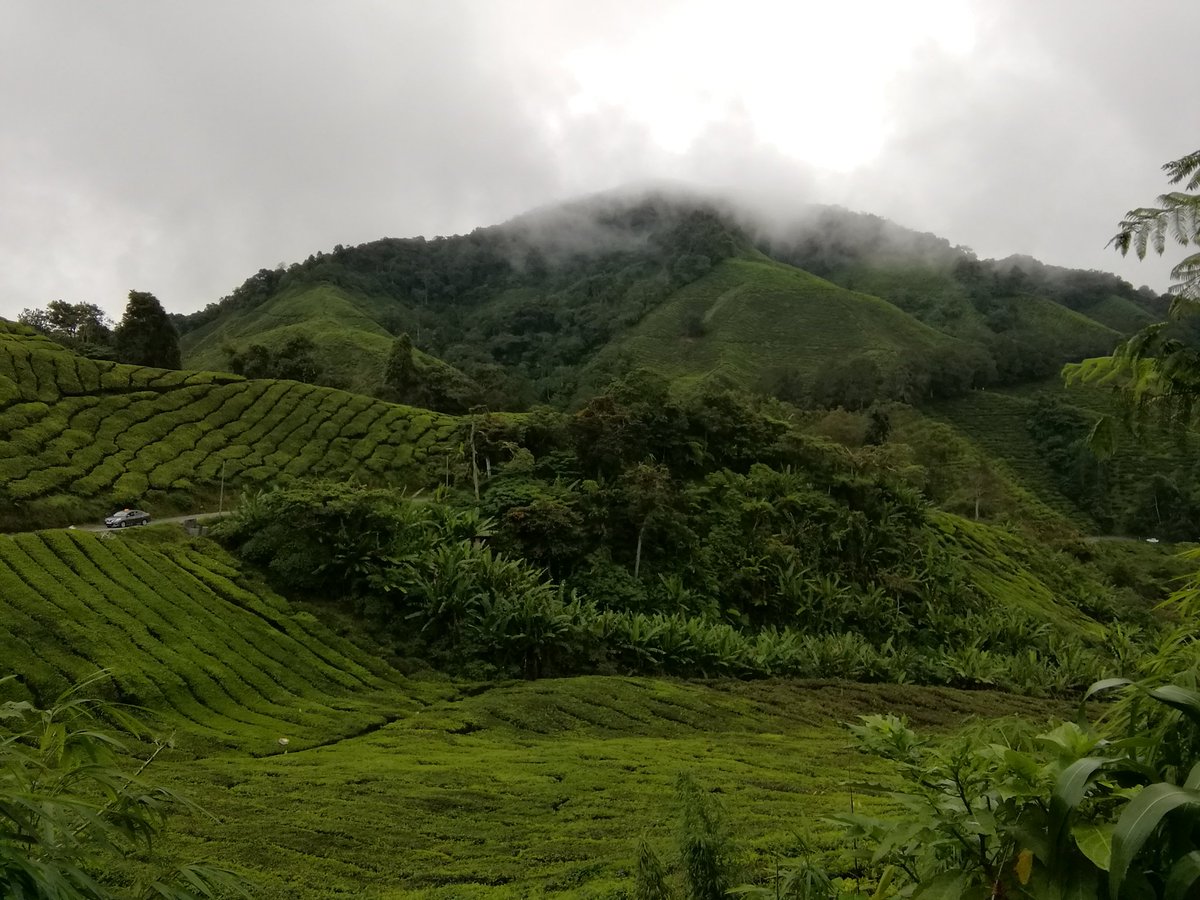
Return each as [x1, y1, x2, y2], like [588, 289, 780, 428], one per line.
[912, 870, 971, 900]
[1052, 758, 1108, 825]
[1146, 684, 1200, 727]
[1084, 678, 1132, 701]
[1110, 783, 1200, 899]
[1072, 821, 1113, 871]
[1165, 851, 1200, 900]
[1038, 722, 1100, 758]
[1186, 760, 1200, 791]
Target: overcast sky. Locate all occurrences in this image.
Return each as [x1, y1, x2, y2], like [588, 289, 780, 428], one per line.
[1, 1, 1194, 320]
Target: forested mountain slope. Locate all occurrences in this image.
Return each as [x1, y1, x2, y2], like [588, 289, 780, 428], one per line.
[577, 255, 964, 398]
[174, 191, 1164, 409]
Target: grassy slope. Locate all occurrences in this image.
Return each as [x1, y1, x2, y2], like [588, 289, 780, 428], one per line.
[0, 322, 459, 530]
[88, 685, 1083, 900]
[0, 527, 433, 753]
[929, 389, 1094, 526]
[181, 283, 394, 390]
[0, 521, 1068, 898]
[154, 678, 1059, 900]
[581, 257, 957, 392]
[825, 262, 1128, 349]
[180, 282, 472, 396]
[1002, 294, 1121, 346]
[1082, 294, 1158, 333]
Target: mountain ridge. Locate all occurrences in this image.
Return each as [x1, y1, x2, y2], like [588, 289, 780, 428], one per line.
[174, 190, 1162, 410]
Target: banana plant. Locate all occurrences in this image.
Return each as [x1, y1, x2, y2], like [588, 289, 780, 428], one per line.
[826, 682, 1200, 899]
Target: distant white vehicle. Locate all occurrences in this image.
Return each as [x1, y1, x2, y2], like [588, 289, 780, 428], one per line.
[1146, 537, 1160, 544]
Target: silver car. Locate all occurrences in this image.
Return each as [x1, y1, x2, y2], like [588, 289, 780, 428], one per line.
[104, 508, 151, 528]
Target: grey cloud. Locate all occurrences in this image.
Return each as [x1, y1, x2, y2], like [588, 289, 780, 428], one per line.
[0, 1, 1194, 321]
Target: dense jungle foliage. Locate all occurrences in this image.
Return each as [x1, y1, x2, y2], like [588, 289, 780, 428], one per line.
[174, 194, 1165, 409]
[213, 372, 1160, 695]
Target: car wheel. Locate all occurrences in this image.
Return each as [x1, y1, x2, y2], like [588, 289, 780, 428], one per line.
[121, 521, 127, 529]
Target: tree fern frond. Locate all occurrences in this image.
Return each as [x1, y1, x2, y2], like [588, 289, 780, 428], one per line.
[1168, 251, 1200, 299]
[1167, 294, 1200, 319]
[1164, 150, 1200, 191]
[1090, 150, 1200, 435]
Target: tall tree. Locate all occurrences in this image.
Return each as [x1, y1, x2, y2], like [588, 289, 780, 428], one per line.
[114, 290, 181, 369]
[383, 333, 421, 402]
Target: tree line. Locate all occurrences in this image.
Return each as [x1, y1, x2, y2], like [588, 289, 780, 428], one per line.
[19, 291, 180, 370]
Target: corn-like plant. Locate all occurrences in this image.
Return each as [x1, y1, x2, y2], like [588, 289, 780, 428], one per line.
[0, 673, 246, 899]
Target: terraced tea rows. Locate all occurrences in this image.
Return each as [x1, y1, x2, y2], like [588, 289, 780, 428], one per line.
[0, 323, 460, 529]
[0, 528, 429, 752]
[155, 677, 1060, 899]
[931, 390, 1088, 524]
[934, 380, 1200, 529]
[580, 257, 956, 394]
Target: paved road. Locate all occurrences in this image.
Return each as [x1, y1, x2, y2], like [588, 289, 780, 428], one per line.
[74, 511, 233, 533]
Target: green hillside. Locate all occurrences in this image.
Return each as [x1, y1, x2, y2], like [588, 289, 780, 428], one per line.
[0, 527, 422, 753]
[152, 677, 1058, 899]
[180, 281, 477, 399]
[1080, 293, 1160, 333]
[932, 389, 1093, 523]
[182, 282, 395, 385]
[0, 320, 458, 530]
[0, 518, 1069, 897]
[164, 194, 1165, 411]
[932, 378, 1200, 534]
[577, 257, 959, 394]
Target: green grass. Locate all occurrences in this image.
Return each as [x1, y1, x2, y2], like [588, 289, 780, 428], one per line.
[180, 283, 474, 397]
[0, 518, 1070, 898]
[929, 513, 1106, 637]
[580, 257, 958, 394]
[152, 676, 1060, 900]
[0, 324, 461, 530]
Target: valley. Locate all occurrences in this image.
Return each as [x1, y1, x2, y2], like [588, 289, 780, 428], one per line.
[4, 189, 1199, 899]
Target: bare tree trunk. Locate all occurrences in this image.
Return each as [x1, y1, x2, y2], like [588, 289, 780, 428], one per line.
[634, 519, 646, 580]
[468, 416, 480, 502]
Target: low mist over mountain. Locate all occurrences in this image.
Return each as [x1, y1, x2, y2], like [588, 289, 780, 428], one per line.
[174, 190, 1163, 409]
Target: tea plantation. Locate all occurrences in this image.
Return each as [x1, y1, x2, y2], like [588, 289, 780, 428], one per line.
[0, 527, 427, 753]
[151, 677, 1061, 899]
[0, 525, 1061, 897]
[0, 321, 459, 529]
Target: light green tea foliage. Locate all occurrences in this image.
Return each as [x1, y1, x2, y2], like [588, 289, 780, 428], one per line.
[0, 326, 458, 530]
[0, 528, 421, 753]
[149, 678, 1059, 900]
